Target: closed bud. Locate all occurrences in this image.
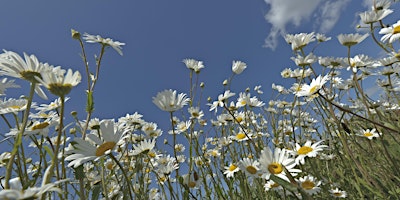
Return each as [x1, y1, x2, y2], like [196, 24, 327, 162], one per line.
[71, 29, 81, 40]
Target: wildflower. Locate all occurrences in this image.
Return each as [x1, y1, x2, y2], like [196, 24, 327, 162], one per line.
[35, 97, 70, 112]
[337, 33, 369, 47]
[188, 107, 204, 119]
[230, 131, 252, 142]
[0, 78, 19, 95]
[132, 139, 156, 156]
[223, 163, 240, 178]
[359, 128, 381, 140]
[182, 58, 205, 73]
[36, 68, 81, 97]
[182, 172, 201, 189]
[0, 51, 51, 99]
[379, 20, 400, 43]
[297, 175, 322, 195]
[65, 119, 127, 167]
[291, 53, 317, 67]
[236, 92, 250, 107]
[295, 75, 329, 97]
[285, 32, 315, 51]
[0, 98, 29, 114]
[316, 33, 331, 42]
[83, 33, 125, 55]
[264, 180, 283, 191]
[258, 147, 301, 181]
[232, 60, 247, 74]
[208, 90, 235, 113]
[359, 9, 392, 24]
[239, 158, 260, 177]
[169, 120, 191, 134]
[153, 89, 190, 112]
[329, 188, 347, 198]
[292, 140, 327, 165]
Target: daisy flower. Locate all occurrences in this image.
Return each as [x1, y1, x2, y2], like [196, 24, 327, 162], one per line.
[230, 131, 252, 142]
[83, 33, 125, 55]
[35, 97, 70, 112]
[0, 98, 29, 114]
[131, 139, 156, 156]
[232, 60, 247, 74]
[264, 180, 283, 191]
[284, 32, 315, 51]
[36, 68, 81, 97]
[223, 163, 240, 178]
[239, 157, 260, 177]
[208, 90, 235, 113]
[182, 172, 201, 189]
[152, 89, 190, 112]
[295, 75, 329, 97]
[65, 119, 127, 168]
[188, 107, 204, 119]
[291, 53, 317, 67]
[316, 33, 331, 42]
[258, 147, 301, 182]
[0, 51, 51, 99]
[0, 78, 19, 95]
[337, 33, 369, 47]
[359, 9, 392, 24]
[182, 58, 205, 73]
[379, 20, 400, 43]
[292, 140, 327, 165]
[297, 175, 322, 195]
[329, 187, 347, 198]
[358, 128, 381, 140]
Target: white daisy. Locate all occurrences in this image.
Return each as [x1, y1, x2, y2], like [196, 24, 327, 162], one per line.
[208, 90, 235, 113]
[223, 163, 240, 178]
[182, 58, 205, 73]
[358, 128, 382, 140]
[36, 68, 81, 97]
[297, 175, 322, 195]
[239, 157, 260, 177]
[258, 147, 301, 182]
[337, 33, 369, 47]
[379, 20, 400, 43]
[65, 119, 127, 167]
[131, 139, 156, 156]
[359, 9, 393, 24]
[152, 89, 190, 112]
[295, 75, 329, 97]
[329, 187, 347, 198]
[292, 140, 327, 165]
[0, 78, 19, 95]
[232, 60, 247, 74]
[83, 33, 125, 55]
[291, 53, 317, 67]
[0, 98, 31, 114]
[285, 32, 315, 51]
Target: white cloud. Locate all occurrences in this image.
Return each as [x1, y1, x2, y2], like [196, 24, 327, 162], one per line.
[263, 0, 350, 50]
[317, 0, 351, 33]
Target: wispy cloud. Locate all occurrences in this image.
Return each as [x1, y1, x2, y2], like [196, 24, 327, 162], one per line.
[263, 0, 350, 50]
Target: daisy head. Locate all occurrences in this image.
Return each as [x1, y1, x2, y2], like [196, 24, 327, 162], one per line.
[292, 140, 327, 165]
[379, 20, 400, 43]
[295, 75, 329, 97]
[297, 175, 322, 195]
[359, 128, 381, 140]
[232, 60, 247, 74]
[37, 68, 81, 97]
[329, 187, 347, 198]
[337, 33, 369, 47]
[223, 163, 240, 178]
[239, 157, 260, 177]
[258, 147, 301, 181]
[83, 33, 125, 55]
[182, 58, 205, 73]
[152, 89, 190, 112]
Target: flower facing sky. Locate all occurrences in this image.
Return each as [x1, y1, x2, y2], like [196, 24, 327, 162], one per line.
[292, 140, 327, 165]
[208, 90, 235, 112]
[297, 175, 322, 195]
[83, 33, 126, 55]
[358, 128, 382, 140]
[65, 119, 127, 168]
[152, 89, 190, 112]
[337, 33, 369, 47]
[284, 32, 315, 51]
[36, 68, 81, 97]
[379, 20, 400, 43]
[258, 147, 301, 182]
[231, 60, 247, 74]
[223, 163, 240, 178]
[182, 58, 205, 73]
[295, 75, 329, 97]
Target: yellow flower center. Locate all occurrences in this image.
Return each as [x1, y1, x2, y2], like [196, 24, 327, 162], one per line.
[393, 25, 400, 34]
[236, 133, 246, 140]
[20, 71, 42, 83]
[148, 151, 156, 158]
[309, 85, 319, 94]
[364, 132, 373, 137]
[229, 164, 238, 171]
[333, 192, 343, 197]
[48, 83, 73, 97]
[106, 162, 114, 170]
[235, 116, 243, 123]
[268, 162, 283, 174]
[246, 165, 257, 174]
[297, 146, 313, 155]
[301, 180, 315, 190]
[271, 182, 280, 188]
[240, 100, 247, 106]
[9, 105, 23, 109]
[95, 141, 116, 156]
[32, 122, 50, 130]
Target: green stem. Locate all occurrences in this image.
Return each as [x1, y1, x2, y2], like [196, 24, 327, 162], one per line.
[4, 82, 36, 189]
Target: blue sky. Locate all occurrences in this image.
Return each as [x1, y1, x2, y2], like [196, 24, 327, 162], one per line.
[1, 0, 399, 129]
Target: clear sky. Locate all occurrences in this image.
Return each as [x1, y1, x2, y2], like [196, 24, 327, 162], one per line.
[1, 0, 399, 129]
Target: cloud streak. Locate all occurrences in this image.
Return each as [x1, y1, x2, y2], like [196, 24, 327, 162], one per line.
[263, 0, 350, 50]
